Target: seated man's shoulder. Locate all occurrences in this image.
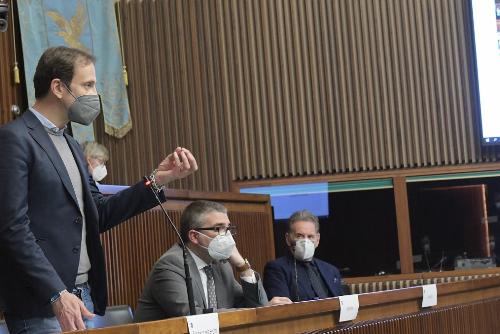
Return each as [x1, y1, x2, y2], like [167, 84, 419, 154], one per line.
[265, 256, 291, 269]
[153, 245, 184, 270]
[315, 258, 340, 274]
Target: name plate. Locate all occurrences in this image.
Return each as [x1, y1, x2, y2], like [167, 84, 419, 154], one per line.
[186, 313, 219, 334]
[339, 294, 360, 322]
[422, 284, 438, 308]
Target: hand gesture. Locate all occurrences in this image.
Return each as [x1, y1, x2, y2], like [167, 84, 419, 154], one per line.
[52, 291, 94, 331]
[268, 296, 293, 306]
[155, 147, 198, 185]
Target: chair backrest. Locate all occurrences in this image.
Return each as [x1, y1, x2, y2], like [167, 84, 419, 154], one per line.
[0, 320, 8, 334]
[92, 305, 133, 328]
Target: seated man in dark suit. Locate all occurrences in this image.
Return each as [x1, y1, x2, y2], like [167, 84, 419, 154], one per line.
[134, 200, 291, 321]
[264, 210, 343, 301]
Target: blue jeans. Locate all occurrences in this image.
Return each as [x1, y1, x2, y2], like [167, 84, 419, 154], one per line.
[5, 282, 94, 334]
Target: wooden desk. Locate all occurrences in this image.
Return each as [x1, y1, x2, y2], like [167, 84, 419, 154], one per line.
[76, 275, 500, 334]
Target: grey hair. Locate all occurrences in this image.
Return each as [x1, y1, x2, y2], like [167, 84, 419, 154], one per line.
[180, 200, 228, 243]
[287, 210, 320, 233]
[82, 141, 109, 162]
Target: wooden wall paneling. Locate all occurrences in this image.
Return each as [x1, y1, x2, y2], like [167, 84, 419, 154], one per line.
[358, 0, 374, 170]
[259, 0, 279, 177]
[374, 0, 391, 169]
[392, 0, 409, 168]
[381, 0, 397, 169]
[453, 0, 474, 163]
[419, 0, 438, 166]
[353, 0, 367, 171]
[92, 0, 500, 191]
[2, 0, 499, 192]
[277, 0, 296, 176]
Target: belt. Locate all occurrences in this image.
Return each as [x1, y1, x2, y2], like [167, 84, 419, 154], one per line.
[71, 282, 89, 301]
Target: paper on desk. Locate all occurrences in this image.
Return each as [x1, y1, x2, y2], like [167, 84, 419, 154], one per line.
[422, 284, 437, 308]
[186, 313, 219, 334]
[339, 294, 359, 322]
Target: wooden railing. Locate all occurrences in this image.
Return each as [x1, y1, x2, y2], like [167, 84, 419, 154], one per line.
[343, 267, 500, 294]
[305, 298, 500, 333]
[75, 274, 500, 333]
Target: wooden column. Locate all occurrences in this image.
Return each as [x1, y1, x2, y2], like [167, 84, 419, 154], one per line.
[393, 176, 414, 273]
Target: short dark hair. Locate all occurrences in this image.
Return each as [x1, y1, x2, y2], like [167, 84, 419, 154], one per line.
[287, 210, 320, 233]
[180, 200, 228, 243]
[34, 46, 96, 99]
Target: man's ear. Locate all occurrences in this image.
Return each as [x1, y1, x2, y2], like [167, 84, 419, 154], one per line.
[51, 78, 65, 99]
[314, 233, 320, 248]
[285, 233, 292, 247]
[188, 230, 199, 244]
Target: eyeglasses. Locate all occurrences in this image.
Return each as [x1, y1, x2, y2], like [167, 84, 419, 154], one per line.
[195, 225, 237, 236]
[89, 157, 106, 165]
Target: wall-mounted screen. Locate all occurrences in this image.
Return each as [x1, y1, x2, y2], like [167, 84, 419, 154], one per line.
[471, 0, 500, 144]
[240, 183, 329, 220]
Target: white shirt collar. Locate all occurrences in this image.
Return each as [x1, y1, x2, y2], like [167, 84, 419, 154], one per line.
[30, 107, 67, 136]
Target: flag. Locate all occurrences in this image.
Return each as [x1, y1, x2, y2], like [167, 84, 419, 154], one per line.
[17, 0, 132, 142]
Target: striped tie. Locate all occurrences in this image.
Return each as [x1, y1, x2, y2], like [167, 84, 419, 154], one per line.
[204, 265, 218, 309]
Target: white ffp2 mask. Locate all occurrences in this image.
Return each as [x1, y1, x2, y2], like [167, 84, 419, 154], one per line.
[293, 238, 315, 262]
[197, 231, 236, 261]
[92, 164, 107, 182]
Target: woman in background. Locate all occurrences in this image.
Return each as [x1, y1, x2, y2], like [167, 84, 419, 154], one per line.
[82, 141, 109, 183]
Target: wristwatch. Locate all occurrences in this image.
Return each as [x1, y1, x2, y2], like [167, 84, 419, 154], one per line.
[236, 258, 251, 272]
[49, 290, 66, 304]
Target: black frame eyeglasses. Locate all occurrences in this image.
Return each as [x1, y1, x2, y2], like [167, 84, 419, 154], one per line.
[195, 225, 237, 236]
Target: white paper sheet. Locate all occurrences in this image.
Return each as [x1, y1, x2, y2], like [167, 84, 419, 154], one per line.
[186, 313, 220, 334]
[421, 284, 438, 308]
[339, 294, 360, 322]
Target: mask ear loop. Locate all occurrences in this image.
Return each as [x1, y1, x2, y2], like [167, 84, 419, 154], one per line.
[61, 81, 77, 99]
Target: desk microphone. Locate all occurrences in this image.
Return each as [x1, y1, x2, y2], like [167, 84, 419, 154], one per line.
[144, 176, 196, 315]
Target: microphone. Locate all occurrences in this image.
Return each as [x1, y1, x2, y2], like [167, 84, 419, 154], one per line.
[431, 250, 447, 272]
[421, 236, 431, 272]
[0, 1, 8, 33]
[143, 176, 196, 316]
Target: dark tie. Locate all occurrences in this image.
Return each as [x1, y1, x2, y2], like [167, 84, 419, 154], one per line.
[203, 265, 218, 309]
[305, 262, 328, 299]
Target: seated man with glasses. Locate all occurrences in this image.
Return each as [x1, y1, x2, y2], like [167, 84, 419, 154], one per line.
[263, 210, 343, 302]
[134, 200, 291, 321]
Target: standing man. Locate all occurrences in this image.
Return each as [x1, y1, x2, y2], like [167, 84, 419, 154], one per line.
[0, 46, 198, 333]
[264, 210, 343, 301]
[134, 200, 291, 322]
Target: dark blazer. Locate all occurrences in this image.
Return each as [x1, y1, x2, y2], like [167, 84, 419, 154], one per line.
[134, 244, 269, 322]
[0, 111, 164, 317]
[263, 254, 343, 301]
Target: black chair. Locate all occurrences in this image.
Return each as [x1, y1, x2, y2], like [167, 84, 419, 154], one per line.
[92, 305, 133, 328]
